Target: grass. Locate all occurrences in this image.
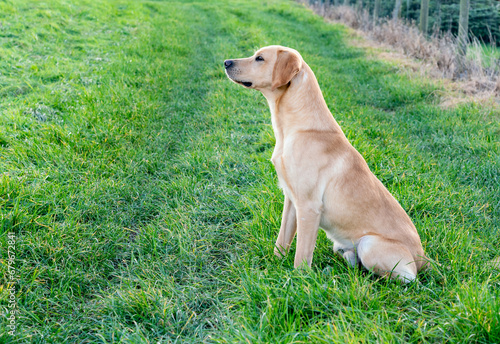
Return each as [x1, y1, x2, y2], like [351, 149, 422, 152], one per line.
[307, 2, 500, 95]
[469, 43, 500, 60]
[467, 42, 500, 70]
[0, 0, 499, 342]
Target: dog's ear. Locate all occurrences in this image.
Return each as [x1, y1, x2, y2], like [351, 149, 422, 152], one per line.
[271, 50, 301, 91]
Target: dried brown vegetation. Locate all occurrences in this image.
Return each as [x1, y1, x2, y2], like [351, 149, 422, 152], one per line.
[299, 1, 500, 102]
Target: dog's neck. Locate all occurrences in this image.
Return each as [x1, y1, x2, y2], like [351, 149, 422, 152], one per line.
[261, 63, 341, 141]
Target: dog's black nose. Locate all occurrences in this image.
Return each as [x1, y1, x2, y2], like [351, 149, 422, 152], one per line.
[224, 60, 233, 69]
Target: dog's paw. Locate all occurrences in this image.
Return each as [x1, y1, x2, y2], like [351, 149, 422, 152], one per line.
[274, 246, 287, 258]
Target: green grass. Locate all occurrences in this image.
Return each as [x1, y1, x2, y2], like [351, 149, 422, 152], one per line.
[0, 0, 499, 342]
[467, 42, 500, 70]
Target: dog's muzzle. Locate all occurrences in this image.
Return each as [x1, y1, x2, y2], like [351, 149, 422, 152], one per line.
[224, 60, 252, 87]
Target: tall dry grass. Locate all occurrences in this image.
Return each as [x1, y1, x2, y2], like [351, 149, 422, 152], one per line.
[300, 1, 500, 97]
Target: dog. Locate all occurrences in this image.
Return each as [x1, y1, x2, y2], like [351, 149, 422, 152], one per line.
[224, 45, 427, 282]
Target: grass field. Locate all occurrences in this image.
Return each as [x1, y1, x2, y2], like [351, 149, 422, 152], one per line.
[0, 0, 499, 342]
[467, 42, 500, 70]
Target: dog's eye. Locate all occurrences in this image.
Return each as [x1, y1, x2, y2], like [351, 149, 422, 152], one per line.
[255, 56, 264, 62]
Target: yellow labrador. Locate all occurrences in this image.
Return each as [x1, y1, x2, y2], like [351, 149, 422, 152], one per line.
[224, 45, 427, 282]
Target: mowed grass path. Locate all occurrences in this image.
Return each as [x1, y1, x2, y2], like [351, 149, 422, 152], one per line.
[0, 0, 499, 342]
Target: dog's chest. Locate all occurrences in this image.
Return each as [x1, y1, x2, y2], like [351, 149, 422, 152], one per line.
[271, 149, 296, 201]
[271, 150, 287, 186]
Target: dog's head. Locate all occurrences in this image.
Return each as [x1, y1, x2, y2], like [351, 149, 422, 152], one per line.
[224, 45, 302, 92]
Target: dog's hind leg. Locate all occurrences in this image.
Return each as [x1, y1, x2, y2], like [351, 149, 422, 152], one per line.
[333, 242, 358, 268]
[357, 235, 417, 283]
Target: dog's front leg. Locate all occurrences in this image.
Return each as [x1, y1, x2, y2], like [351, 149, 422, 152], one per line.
[274, 194, 297, 258]
[294, 204, 321, 268]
